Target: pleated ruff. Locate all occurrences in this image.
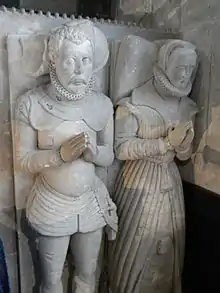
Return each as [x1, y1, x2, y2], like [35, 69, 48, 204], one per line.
[109, 159, 185, 293]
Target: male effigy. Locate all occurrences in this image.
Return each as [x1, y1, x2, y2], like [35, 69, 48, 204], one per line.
[15, 19, 118, 293]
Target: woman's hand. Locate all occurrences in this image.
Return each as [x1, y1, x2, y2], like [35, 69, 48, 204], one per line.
[166, 121, 192, 148]
[175, 126, 194, 152]
[180, 126, 194, 148]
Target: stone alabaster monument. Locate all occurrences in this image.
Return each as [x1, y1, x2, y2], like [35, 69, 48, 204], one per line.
[2, 7, 178, 291]
[14, 19, 118, 293]
[109, 39, 198, 293]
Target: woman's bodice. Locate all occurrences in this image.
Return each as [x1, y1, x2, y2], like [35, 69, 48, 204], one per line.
[134, 105, 167, 140]
[129, 80, 197, 139]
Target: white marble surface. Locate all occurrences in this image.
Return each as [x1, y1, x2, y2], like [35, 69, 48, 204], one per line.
[0, 7, 177, 292]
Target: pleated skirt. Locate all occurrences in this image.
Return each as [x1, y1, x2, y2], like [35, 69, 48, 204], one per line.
[108, 159, 185, 293]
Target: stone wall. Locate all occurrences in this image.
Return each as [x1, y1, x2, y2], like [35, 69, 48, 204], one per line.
[118, 0, 220, 195]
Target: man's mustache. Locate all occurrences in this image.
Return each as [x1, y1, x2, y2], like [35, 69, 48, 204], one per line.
[68, 76, 87, 85]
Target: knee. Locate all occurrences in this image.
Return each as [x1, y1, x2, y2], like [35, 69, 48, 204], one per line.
[41, 281, 62, 293]
[75, 275, 95, 293]
[77, 269, 96, 285]
[77, 257, 97, 279]
[41, 271, 62, 289]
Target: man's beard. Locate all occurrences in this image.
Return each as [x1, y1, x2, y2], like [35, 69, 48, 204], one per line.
[67, 81, 87, 96]
[49, 62, 95, 102]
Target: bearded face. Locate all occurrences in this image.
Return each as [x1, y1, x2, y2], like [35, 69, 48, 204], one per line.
[55, 39, 93, 95]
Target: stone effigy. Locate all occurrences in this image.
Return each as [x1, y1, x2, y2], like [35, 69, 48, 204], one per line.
[15, 19, 118, 293]
[0, 6, 179, 292]
[109, 38, 198, 293]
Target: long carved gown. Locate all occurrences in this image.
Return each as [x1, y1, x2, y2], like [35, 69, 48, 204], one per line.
[109, 82, 196, 293]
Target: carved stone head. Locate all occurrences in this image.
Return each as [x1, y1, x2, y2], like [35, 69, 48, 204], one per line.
[48, 20, 95, 95]
[48, 20, 109, 96]
[157, 40, 197, 90]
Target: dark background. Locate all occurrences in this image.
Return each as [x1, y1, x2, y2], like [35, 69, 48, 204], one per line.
[0, 0, 117, 18]
[0, 0, 19, 7]
[182, 181, 220, 292]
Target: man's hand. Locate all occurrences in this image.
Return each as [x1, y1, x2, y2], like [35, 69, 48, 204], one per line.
[59, 132, 88, 163]
[83, 137, 98, 163]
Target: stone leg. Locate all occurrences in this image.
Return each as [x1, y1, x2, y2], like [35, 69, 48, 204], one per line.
[38, 234, 70, 293]
[70, 229, 103, 293]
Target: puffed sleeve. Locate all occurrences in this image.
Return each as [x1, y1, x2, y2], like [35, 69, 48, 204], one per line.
[114, 105, 168, 160]
[15, 94, 62, 174]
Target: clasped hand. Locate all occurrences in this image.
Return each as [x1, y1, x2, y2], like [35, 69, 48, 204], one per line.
[59, 132, 96, 163]
[166, 121, 194, 149]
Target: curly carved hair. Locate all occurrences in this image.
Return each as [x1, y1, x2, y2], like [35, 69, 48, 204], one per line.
[48, 20, 95, 63]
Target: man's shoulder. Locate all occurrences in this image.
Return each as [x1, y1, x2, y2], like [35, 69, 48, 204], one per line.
[16, 85, 47, 107]
[91, 91, 113, 114]
[84, 92, 113, 131]
[15, 85, 48, 122]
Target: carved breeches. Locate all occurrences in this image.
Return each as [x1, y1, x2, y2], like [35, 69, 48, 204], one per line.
[37, 229, 103, 293]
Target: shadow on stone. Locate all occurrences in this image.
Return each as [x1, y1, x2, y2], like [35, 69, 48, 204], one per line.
[20, 209, 41, 293]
